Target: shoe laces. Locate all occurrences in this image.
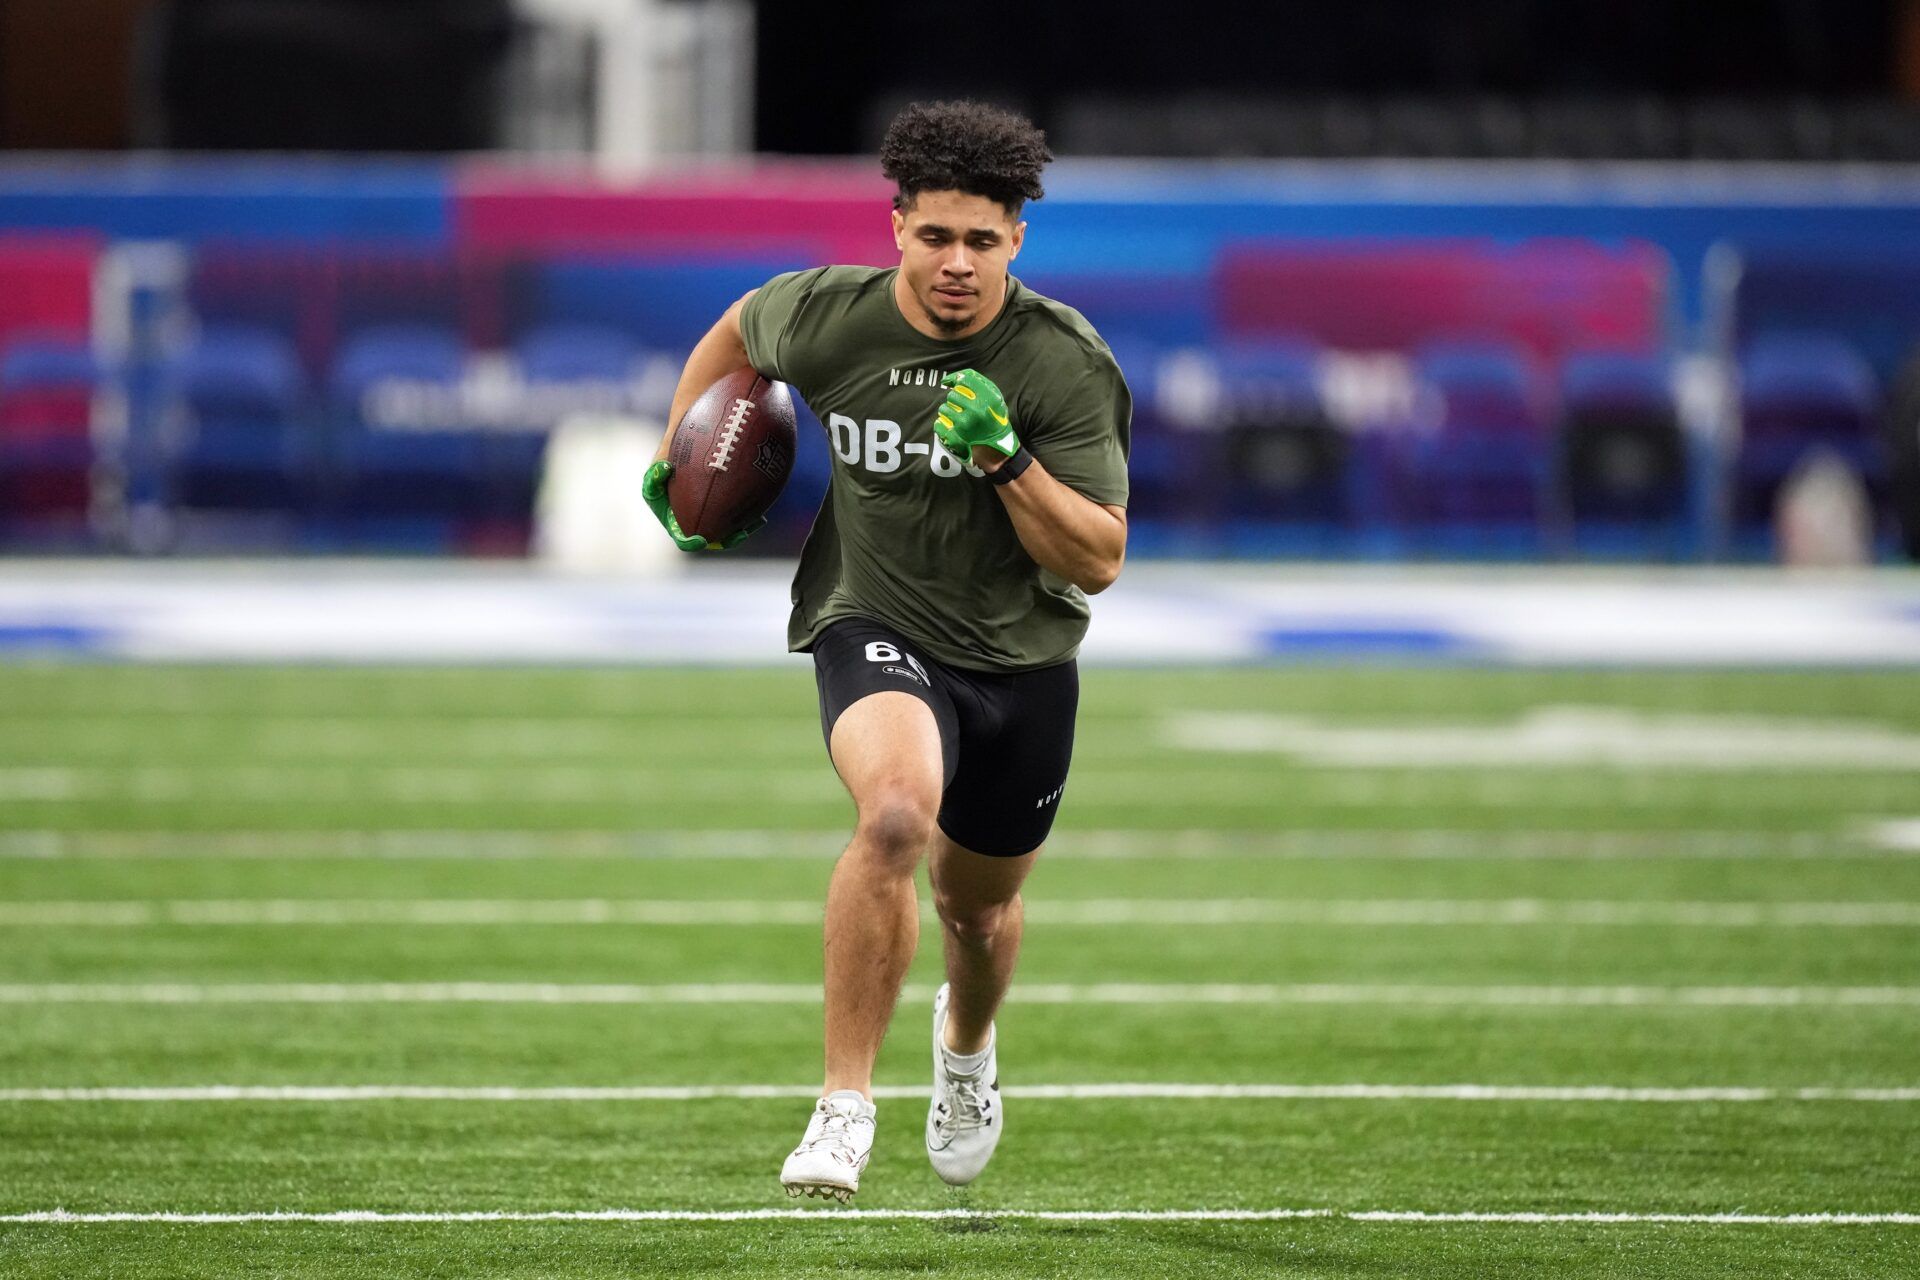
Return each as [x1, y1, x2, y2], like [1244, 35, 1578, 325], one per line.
[797, 1102, 868, 1161]
[936, 1066, 994, 1135]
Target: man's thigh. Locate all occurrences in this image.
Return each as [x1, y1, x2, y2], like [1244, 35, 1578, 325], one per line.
[828, 692, 945, 807]
[812, 618, 959, 803]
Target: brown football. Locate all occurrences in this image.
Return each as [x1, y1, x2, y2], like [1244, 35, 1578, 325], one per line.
[666, 368, 797, 541]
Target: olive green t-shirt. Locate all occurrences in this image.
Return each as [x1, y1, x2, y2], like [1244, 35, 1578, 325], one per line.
[740, 265, 1131, 672]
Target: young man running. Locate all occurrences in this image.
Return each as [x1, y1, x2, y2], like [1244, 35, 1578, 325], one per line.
[643, 100, 1131, 1201]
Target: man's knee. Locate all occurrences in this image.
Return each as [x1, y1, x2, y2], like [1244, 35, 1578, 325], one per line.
[853, 784, 938, 866]
[935, 890, 1014, 944]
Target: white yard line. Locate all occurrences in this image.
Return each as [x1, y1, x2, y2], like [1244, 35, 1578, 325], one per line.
[1167, 707, 1920, 770]
[0, 901, 834, 927]
[3, 982, 1918, 1007]
[5, 898, 1920, 928]
[0, 767, 832, 806]
[1022, 900, 1920, 926]
[3, 1207, 1916, 1226]
[4, 1083, 1917, 1103]
[0, 766, 1905, 812]
[8, 716, 779, 759]
[0, 828, 1878, 861]
[1867, 819, 1920, 852]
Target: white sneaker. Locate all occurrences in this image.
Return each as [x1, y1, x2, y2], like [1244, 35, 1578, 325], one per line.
[925, 982, 1002, 1186]
[780, 1090, 876, 1203]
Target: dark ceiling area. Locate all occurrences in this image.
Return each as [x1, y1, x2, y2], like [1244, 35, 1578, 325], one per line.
[756, 0, 1906, 155]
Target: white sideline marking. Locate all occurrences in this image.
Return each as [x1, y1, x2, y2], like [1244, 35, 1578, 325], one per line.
[0, 767, 1909, 817]
[1868, 819, 1920, 852]
[4, 982, 1919, 1007]
[4, 1207, 1917, 1226]
[0, 828, 1880, 861]
[0, 901, 826, 927]
[5, 1083, 1918, 1103]
[1168, 707, 1920, 770]
[0, 766, 832, 806]
[6, 898, 1920, 928]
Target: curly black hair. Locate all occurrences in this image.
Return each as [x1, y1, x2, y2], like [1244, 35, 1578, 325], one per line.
[879, 100, 1053, 216]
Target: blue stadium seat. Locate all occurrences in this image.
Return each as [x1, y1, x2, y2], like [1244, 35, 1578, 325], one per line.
[1554, 350, 1691, 551]
[327, 324, 491, 521]
[0, 334, 103, 393]
[504, 324, 648, 529]
[1735, 332, 1883, 528]
[1101, 336, 1160, 411]
[1399, 340, 1553, 552]
[1098, 336, 1191, 525]
[1415, 341, 1548, 434]
[167, 325, 310, 511]
[1214, 339, 1322, 406]
[330, 324, 466, 409]
[1560, 349, 1671, 410]
[514, 323, 639, 385]
[1742, 332, 1879, 409]
[1209, 340, 1351, 534]
[178, 325, 305, 418]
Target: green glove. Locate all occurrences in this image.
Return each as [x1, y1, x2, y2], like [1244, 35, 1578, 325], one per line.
[641, 459, 761, 552]
[933, 369, 1020, 459]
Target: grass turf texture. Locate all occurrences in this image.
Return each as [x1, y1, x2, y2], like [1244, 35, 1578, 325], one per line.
[0, 664, 1916, 1276]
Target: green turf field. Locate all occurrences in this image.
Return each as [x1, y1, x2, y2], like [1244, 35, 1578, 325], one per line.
[1, 664, 1917, 1277]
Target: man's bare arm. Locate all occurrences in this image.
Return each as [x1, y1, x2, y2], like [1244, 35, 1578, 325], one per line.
[654, 291, 756, 463]
[974, 446, 1127, 594]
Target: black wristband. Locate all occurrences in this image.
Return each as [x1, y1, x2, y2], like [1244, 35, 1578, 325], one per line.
[986, 445, 1034, 486]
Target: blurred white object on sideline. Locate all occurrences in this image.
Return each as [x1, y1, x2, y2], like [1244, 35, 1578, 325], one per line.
[1775, 448, 1872, 568]
[534, 415, 680, 574]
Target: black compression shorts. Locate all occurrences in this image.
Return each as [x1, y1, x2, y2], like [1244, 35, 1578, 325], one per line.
[810, 616, 1079, 858]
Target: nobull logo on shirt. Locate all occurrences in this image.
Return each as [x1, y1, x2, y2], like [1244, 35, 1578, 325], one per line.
[887, 367, 954, 387]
